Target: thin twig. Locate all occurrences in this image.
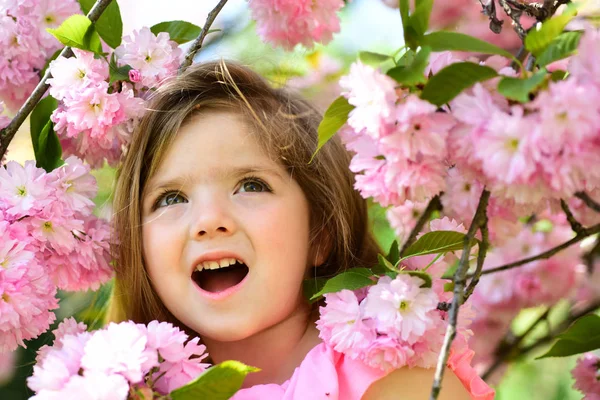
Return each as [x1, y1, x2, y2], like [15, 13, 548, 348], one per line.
[478, 0, 504, 34]
[464, 212, 490, 302]
[0, 0, 114, 160]
[398, 194, 443, 257]
[474, 222, 600, 277]
[179, 0, 228, 72]
[430, 190, 490, 400]
[576, 191, 600, 213]
[499, 0, 527, 39]
[561, 199, 585, 235]
[483, 299, 600, 379]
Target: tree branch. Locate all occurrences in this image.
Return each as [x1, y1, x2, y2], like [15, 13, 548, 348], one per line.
[478, 0, 504, 34]
[576, 191, 600, 213]
[464, 211, 490, 302]
[561, 199, 585, 235]
[483, 298, 600, 379]
[474, 222, 600, 277]
[0, 0, 114, 161]
[430, 189, 490, 400]
[498, 0, 527, 39]
[399, 194, 443, 257]
[179, 0, 228, 72]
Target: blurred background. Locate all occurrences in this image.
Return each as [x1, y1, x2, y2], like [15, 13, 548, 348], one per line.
[0, 0, 585, 398]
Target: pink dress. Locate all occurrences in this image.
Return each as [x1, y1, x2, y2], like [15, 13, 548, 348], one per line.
[231, 342, 495, 399]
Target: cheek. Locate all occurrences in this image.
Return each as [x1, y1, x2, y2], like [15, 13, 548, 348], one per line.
[141, 217, 185, 280]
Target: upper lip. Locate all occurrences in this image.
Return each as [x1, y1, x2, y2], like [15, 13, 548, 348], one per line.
[191, 251, 246, 274]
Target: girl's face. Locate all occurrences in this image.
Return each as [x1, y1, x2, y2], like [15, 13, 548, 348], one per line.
[141, 111, 313, 341]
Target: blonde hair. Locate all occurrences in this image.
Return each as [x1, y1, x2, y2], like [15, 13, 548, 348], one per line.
[108, 60, 381, 328]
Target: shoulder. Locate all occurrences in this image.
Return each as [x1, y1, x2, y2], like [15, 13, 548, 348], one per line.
[363, 367, 471, 400]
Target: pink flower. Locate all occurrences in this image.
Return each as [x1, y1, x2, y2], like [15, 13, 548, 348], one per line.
[28, 331, 90, 392]
[249, 0, 344, 50]
[115, 27, 182, 89]
[42, 372, 129, 400]
[386, 200, 427, 242]
[81, 322, 158, 384]
[128, 69, 142, 83]
[0, 233, 58, 352]
[339, 62, 397, 138]
[473, 106, 538, 185]
[380, 95, 454, 161]
[572, 354, 600, 399]
[569, 28, 600, 87]
[47, 49, 108, 101]
[50, 156, 97, 212]
[316, 290, 376, 357]
[361, 336, 415, 372]
[154, 337, 211, 394]
[0, 160, 52, 217]
[144, 320, 188, 362]
[363, 275, 439, 344]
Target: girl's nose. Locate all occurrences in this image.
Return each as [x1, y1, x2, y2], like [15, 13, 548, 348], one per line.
[189, 193, 237, 240]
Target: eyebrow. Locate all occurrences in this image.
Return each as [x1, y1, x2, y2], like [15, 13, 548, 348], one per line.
[144, 165, 286, 199]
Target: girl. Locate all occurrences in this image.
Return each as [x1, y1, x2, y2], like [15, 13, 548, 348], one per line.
[108, 60, 492, 399]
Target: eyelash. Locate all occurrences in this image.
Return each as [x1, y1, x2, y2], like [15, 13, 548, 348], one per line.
[151, 176, 273, 210]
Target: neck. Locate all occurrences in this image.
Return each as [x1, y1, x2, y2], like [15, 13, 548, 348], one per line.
[202, 303, 321, 387]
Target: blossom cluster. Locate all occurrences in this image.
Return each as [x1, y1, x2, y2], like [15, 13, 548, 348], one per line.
[316, 263, 474, 371]
[0, 157, 112, 352]
[248, 0, 344, 50]
[341, 27, 600, 244]
[28, 318, 211, 398]
[572, 353, 600, 400]
[47, 27, 182, 167]
[0, 0, 80, 110]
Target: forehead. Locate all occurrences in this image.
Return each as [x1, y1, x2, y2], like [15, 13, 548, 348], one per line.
[145, 111, 281, 190]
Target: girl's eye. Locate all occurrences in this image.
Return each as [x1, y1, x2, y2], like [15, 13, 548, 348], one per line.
[156, 192, 187, 208]
[238, 178, 271, 193]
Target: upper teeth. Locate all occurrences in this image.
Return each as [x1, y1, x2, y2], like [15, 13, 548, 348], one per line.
[196, 258, 241, 271]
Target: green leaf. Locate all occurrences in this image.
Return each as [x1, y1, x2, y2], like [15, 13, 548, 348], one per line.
[398, 269, 432, 288]
[37, 120, 64, 172]
[399, 0, 409, 25]
[420, 62, 498, 106]
[47, 14, 102, 53]
[312, 96, 354, 160]
[40, 49, 62, 78]
[550, 70, 568, 81]
[421, 31, 515, 60]
[150, 20, 205, 44]
[170, 361, 259, 400]
[387, 240, 400, 266]
[108, 53, 132, 84]
[359, 51, 391, 66]
[78, 0, 123, 48]
[387, 46, 431, 85]
[303, 277, 328, 303]
[401, 231, 473, 261]
[525, 6, 578, 56]
[443, 281, 454, 292]
[396, 49, 416, 67]
[538, 315, 600, 358]
[377, 254, 398, 272]
[497, 69, 547, 103]
[30, 96, 63, 172]
[410, 0, 434, 38]
[536, 31, 583, 67]
[309, 268, 374, 301]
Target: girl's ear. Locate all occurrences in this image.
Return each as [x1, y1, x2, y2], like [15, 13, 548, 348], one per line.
[310, 228, 332, 267]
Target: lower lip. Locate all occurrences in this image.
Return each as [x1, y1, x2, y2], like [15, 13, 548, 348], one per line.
[192, 272, 249, 301]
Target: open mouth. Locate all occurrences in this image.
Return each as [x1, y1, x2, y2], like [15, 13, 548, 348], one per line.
[192, 261, 249, 293]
